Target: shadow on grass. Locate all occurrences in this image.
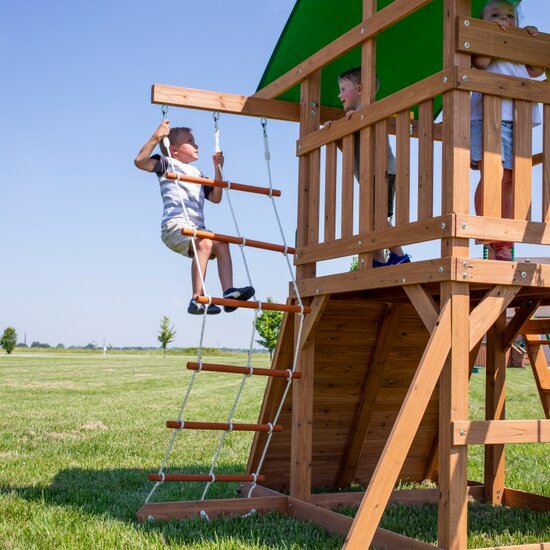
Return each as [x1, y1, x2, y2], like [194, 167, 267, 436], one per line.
[4, 468, 550, 548]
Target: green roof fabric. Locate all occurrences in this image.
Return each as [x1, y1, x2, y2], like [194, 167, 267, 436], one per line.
[258, 0, 489, 113]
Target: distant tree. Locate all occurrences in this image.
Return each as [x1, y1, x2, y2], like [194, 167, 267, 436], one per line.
[255, 298, 283, 360]
[56, 343, 65, 349]
[158, 315, 176, 357]
[30, 341, 50, 349]
[0, 327, 17, 354]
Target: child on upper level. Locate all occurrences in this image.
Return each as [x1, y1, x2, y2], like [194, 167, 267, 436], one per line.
[134, 120, 254, 314]
[471, 0, 544, 260]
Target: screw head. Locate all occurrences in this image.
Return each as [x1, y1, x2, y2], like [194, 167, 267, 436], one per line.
[441, 222, 446, 230]
[358, 240, 362, 246]
[461, 222, 467, 229]
[439, 266, 444, 273]
[464, 41, 470, 49]
[464, 19, 470, 26]
[462, 272, 468, 279]
[460, 429, 465, 436]
[442, 76, 448, 83]
[521, 272, 527, 278]
[462, 75, 469, 81]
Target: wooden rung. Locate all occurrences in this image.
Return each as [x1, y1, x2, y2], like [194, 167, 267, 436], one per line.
[525, 337, 550, 346]
[181, 228, 295, 255]
[187, 362, 302, 379]
[166, 420, 283, 432]
[196, 296, 311, 314]
[165, 172, 281, 197]
[148, 473, 266, 483]
[522, 318, 550, 334]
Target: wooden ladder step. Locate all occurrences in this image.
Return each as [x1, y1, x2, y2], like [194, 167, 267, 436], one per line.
[196, 296, 311, 314]
[181, 228, 295, 255]
[521, 318, 550, 334]
[187, 361, 301, 379]
[166, 420, 282, 432]
[165, 172, 281, 197]
[148, 473, 266, 483]
[525, 337, 550, 346]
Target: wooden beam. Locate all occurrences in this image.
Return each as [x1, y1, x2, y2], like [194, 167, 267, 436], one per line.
[338, 304, 402, 487]
[253, 0, 434, 100]
[502, 488, 550, 512]
[136, 495, 287, 522]
[469, 285, 521, 352]
[484, 311, 506, 505]
[524, 340, 550, 418]
[501, 300, 541, 350]
[404, 284, 439, 333]
[297, 70, 453, 156]
[470, 544, 550, 550]
[343, 300, 452, 549]
[456, 16, 550, 68]
[521, 317, 550, 335]
[453, 419, 550, 445]
[295, 214, 453, 265]
[297, 295, 329, 351]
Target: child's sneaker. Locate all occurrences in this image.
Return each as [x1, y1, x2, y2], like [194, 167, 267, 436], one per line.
[187, 299, 221, 315]
[388, 252, 411, 265]
[373, 258, 390, 268]
[222, 286, 255, 313]
[491, 242, 513, 261]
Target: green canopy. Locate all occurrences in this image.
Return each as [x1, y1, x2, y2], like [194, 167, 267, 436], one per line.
[258, 0, 489, 112]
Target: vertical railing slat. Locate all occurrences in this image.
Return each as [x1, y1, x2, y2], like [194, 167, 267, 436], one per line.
[543, 105, 550, 222]
[513, 100, 533, 221]
[395, 110, 410, 226]
[308, 148, 321, 246]
[341, 134, 355, 238]
[481, 95, 502, 218]
[374, 120, 389, 231]
[324, 142, 337, 242]
[418, 100, 434, 220]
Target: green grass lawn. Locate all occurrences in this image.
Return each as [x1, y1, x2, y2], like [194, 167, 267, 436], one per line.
[0, 353, 548, 549]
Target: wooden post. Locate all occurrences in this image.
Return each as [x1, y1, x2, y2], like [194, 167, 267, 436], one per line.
[439, 2, 471, 549]
[484, 311, 506, 505]
[291, 72, 321, 502]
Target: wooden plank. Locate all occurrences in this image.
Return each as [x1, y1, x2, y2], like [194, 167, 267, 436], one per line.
[524, 341, 550, 418]
[513, 100, 533, 221]
[287, 496, 352, 537]
[298, 70, 453, 156]
[503, 488, 550, 512]
[395, 110, 411, 226]
[544, 105, 550, 222]
[454, 213, 550, 245]
[338, 304, 402, 487]
[417, 99, 434, 221]
[324, 142, 337, 242]
[470, 544, 550, 550]
[501, 299, 541, 350]
[295, 258, 454, 298]
[375, 120, 389, 231]
[485, 310, 506, 506]
[308, 147, 321, 246]
[469, 286, 521, 352]
[481, 95, 503, 218]
[295, 214, 452, 265]
[343, 300, 452, 549]
[342, 134, 355, 238]
[404, 285, 439, 333]
[253, 0, 434, 100]
[453, 419, 550, 445]
[521, 317, 550, 335]
[457, 16, 550, 68]
[136, 495, 287, 522]
[297, 295, 329, 351]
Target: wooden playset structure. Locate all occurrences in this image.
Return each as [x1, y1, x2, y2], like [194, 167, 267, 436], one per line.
[136, 0, 550, 548]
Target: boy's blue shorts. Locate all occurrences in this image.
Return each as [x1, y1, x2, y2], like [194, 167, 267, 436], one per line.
[470, 119, 513, 171]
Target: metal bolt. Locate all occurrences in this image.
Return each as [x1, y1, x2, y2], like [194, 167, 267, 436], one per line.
[442, 76, 448, 83]
[464, 19, 470, 26]
[460, 429, 465, 436]
[462, 272, 468, 279]
[298, 68, 303, 74]
[298, 144, 301, 150]
[461, 223, 467, 229]
[360, 115, 364, 120]
[441, 222, 446, 230]
[462, 75, 469, 81]
[401, 278, 406, 283]
[463, 261, 469, 267]
[316, 288, 320, 294]
[360, 27, 365, 34]
[521, 272, 527, 278]
[439, 266, 444, 273]
[464, 41, 470, 49]
[358, 240, 362, 246]
[147, 515, 155, 522]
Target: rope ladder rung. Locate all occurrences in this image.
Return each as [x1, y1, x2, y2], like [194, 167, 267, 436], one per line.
[148, 473, 265, 483]
[187, 361, 302, 379]
[196, 296, 310, 314]
[165, 172, 281, 197]
[181, 228, 294, 255]
[166, 420, 283, 432]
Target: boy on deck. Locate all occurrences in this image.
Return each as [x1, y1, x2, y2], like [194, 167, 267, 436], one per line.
[471, 0, 544, 260]
[134, 120, 254, 314]
[336, 67, 410, 267]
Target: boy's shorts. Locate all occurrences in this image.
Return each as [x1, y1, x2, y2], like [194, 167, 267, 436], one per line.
[161, 219, 195, 257]
[470, 120, 513, 171]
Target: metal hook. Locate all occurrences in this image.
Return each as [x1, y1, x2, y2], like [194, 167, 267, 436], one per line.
[161, 105, 168, 120]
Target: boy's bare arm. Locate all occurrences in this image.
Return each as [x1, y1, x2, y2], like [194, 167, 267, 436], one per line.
[134, 121, 170, 172]
[208, 151, 224, 203]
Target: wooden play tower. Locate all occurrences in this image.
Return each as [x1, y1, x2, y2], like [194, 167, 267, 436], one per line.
[137, 1, 550, 548]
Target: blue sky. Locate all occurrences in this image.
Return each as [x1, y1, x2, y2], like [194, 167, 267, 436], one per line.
[1, 1, 549, 348]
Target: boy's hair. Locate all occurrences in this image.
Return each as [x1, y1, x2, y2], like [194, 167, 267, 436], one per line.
[159, 126, 192, 156]
[338, 66, 380, 93]
[479, 0, 520, 20]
